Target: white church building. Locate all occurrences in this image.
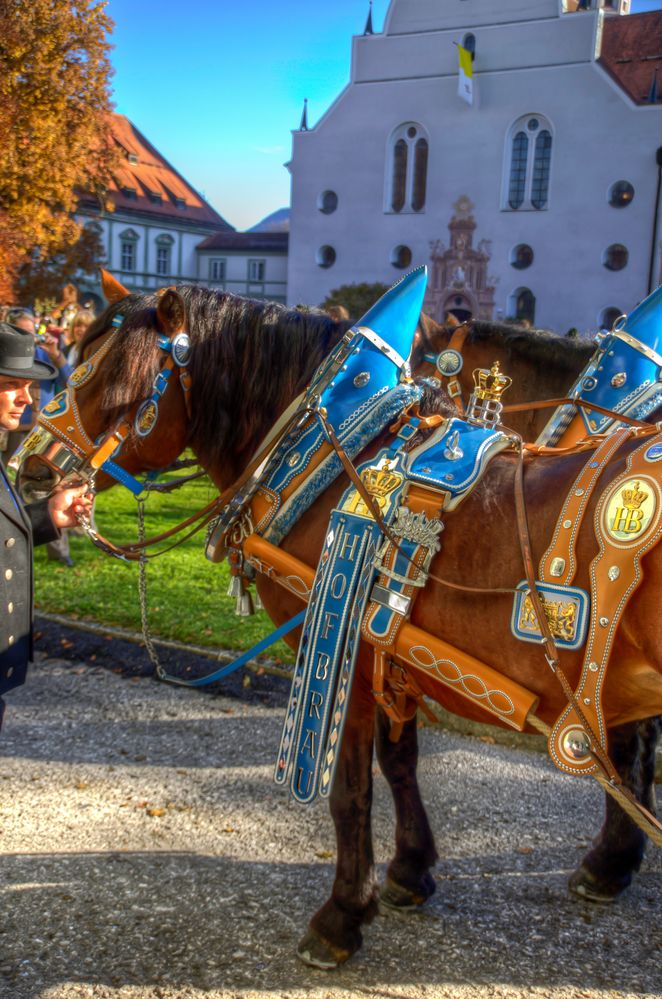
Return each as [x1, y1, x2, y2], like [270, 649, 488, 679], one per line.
[287, 0, 662, 333]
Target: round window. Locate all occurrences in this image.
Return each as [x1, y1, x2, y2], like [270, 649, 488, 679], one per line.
[510, 244, 534, 270]
[527, 118, 539, 132]
[317, 190, 338, 215]
[608, 181, 634, 208]
[316, 245, 336, 269]
[599, 306, 623, 330]
[603, 244, 628, 271]
[407, 126, 417, 139]
[390, 245, 412, 269]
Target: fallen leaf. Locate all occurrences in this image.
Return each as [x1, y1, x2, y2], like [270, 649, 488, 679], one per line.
[517, 846, 533, 855]
[146, 807, 166, 818]
[479, 735, 496, 744]
[315, 850, 334, 859]
[74, 781, 88, 790]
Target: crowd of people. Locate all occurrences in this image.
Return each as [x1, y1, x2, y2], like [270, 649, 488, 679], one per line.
[0, 292, 96, 565]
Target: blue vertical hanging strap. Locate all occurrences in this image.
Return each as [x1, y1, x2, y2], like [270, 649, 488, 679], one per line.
[274, 429, 414, 803]
[157, 609, 305, 688]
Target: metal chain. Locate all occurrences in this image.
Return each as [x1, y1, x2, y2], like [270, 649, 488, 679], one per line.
[136, 498, 166, 679]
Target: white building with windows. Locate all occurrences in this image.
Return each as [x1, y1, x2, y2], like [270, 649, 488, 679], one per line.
[287, 0, 662, 332]
[196, 230, 288, 303]
[75, 115, 289, 308]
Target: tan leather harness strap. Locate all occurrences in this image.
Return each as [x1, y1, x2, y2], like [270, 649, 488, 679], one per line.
[442, 323, 471, 416]
[503, 396, 656, 429]
[512, 443, 623, 785]
[539, 428, 633, 586]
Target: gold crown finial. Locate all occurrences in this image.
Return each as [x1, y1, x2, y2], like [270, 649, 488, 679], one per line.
[472, 361, 512, 403]
[621, 481, 648, 511]
[360, 459, 402, 498]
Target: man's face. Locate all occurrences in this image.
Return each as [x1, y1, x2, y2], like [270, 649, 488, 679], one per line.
[0, 376, 33, 430]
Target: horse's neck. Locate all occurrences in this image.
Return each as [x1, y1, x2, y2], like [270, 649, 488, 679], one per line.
[462, 336, 587, 439]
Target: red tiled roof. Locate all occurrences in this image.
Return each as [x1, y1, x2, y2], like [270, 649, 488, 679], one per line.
[80, 114, 234, 230]
[598, 11, 662, 106]
[197, 231, 289, 252]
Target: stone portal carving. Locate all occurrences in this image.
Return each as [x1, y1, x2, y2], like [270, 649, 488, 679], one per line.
[423, 196, 497, 322]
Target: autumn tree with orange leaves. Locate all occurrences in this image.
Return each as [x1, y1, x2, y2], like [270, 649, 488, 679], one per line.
[0, 0, 116, 302]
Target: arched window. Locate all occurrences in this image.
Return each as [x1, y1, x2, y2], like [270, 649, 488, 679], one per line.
[504, 115, 553, 211]
[386, 123, 429, 214]
[599, 306, 623, 330]
[509, 287, 536, 324]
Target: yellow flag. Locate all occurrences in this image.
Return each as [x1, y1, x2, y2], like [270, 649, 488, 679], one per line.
[458, 45, 473, 106]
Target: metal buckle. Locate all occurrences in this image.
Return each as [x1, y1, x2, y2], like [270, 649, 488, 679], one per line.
[369, 583, 411, 616]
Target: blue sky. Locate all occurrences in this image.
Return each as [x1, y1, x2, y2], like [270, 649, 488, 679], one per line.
[107, 0, 661, 231]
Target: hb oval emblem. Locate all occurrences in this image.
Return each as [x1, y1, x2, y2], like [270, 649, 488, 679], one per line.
[602, 474, 660, 546]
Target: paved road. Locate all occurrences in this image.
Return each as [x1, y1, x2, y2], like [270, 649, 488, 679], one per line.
[0, 655, 660, 999]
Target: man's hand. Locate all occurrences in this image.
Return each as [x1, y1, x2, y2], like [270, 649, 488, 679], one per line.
[40, 334, 66, 369]
[47, 484, 94, 530]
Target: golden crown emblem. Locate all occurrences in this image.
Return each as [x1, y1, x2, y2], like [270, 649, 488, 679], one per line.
[621, 481, 648, 511]
[360, 460, 402, 498]
[472, 362, 512, 402]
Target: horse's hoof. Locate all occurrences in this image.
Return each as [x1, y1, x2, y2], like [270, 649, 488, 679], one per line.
[379, 876, 433, 912]
[296, 929, 352, 970]
[568, 865, 626, 904]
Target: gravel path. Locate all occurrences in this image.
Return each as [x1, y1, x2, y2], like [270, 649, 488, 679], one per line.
[1, 652, 660, 999]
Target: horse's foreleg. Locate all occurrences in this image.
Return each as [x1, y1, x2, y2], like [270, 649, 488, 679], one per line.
[570, 716, 660, 903]
[297, 678, 378, 969]
[375, 709, 438, 909]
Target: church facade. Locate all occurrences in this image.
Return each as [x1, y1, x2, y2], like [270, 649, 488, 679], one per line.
[287, 0, 662, 333]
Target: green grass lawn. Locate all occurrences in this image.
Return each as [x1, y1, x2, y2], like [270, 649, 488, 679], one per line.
[34, 471, 295, 662]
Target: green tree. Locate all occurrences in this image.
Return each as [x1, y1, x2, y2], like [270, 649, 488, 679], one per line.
[0, 0, 115, 300]
[321, 282, 390, 323]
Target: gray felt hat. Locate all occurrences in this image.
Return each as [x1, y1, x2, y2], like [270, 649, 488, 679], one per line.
[0, 322, 57, 380]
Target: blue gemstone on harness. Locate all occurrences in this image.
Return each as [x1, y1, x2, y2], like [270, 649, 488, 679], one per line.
[645, 441, 662, 463]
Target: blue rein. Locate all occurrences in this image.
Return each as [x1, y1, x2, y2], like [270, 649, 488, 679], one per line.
[155, 609, 305, 687]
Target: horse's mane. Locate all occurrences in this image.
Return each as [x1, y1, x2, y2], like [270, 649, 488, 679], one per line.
[415, 313, 594, 377]
[84, 287, 347, 472]
[468, 320, 594, 374]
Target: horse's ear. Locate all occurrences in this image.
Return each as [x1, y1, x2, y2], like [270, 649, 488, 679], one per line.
[100, 268, 130, 304]
[156, 287, 187, 335]
[444, 312, 461, 329]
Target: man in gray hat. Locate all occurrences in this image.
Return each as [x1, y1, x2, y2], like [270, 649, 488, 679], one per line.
[0, 321, 92, 731]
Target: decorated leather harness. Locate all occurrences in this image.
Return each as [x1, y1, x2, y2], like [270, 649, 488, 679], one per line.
[14, 275, 662, 843]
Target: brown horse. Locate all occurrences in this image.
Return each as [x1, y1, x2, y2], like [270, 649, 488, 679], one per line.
[414, 313, 662, 441]
[31, 284, 662, 968]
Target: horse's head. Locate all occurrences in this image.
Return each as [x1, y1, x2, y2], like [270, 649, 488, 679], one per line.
[14, 273, 190, 500]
